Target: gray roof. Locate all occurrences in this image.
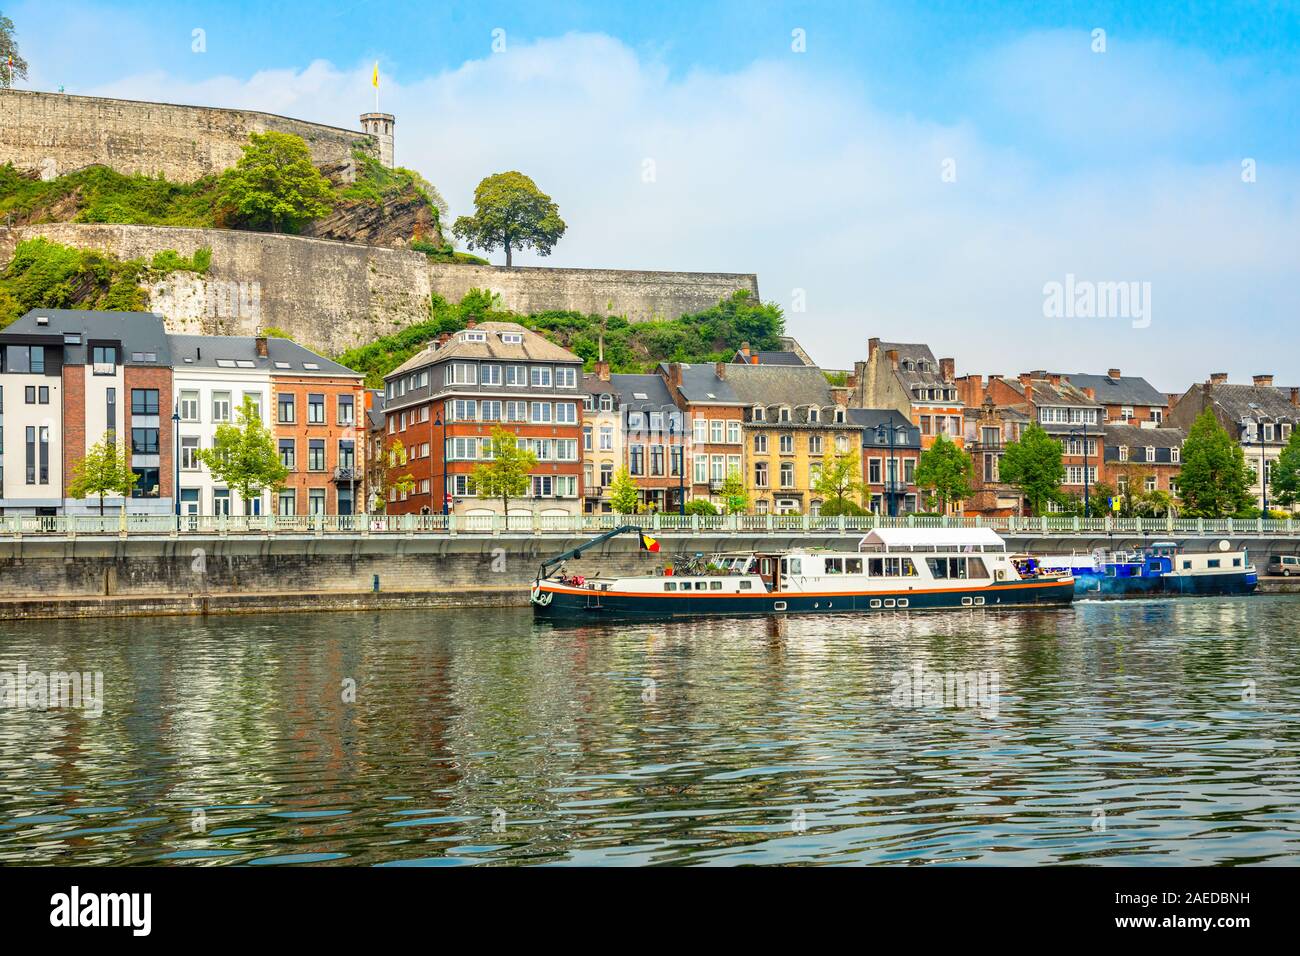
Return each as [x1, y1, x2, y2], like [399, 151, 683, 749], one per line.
[1065, 372, 1167, 407]
[732, 349, 806, 366]
[661, 362, 740, 404]
[1197, 383, 1300, 422]
[366, 389, 386, 430]
[168, 334, 360, 377]
[721, 363, 838, 409]
[1102, 423, 1187, 449]
[847, 408, 921, 448]
[5, 308, 172, 366]
[998, 376, 1101, 408]
[389, 322, 580, 378]
[582, 371, 618, 398]
[610, 373, 676, 412]
[878, 341, 948, 388]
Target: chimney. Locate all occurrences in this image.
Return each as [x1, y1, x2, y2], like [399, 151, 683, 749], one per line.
[466, 318, 477, 329]
[436, 332, 452, 348]
[1108, 368, 1122, 379]
[1023, 384, 1034, 406]
[846, 371, 858, 390]
[715, 361, 727, 380]
[255, 335, 268, 358]
[1291, 387, 1299, 407]
[868, 337, 880, 362]
[1048, 373, 1062, 386]
[666, 362, 683, 388]
[1082, 387, 1096, 401]
[595, 360, 610, 382]
[1209, 372, 1228, 385]
[740, 341, 751, 360]
[830, 386, 850, 406]
[939, 357, 955, 383]
[1018, 372, 1032, 386]
[886, 349, 899, 371]
[1253, 374, 1274, 387]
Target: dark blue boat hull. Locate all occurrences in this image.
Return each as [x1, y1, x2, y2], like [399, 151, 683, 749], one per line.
[532, 578, 1075, 621]
[1073, 570, 1257, 598]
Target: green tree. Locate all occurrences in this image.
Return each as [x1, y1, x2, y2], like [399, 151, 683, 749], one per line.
[608, 465, 640, 515]
[684, 498, 718, 516]
[217, 131, 335, 232]
[67, 433, 138, 515]
[998, 423, 1065, 516]
[813, 448, 865, 513]
[719, 469, 750, 514]
[1177, 408, 1254, 517]
[373, 438, 415, 512]
[472, 426, 538, 518]
[913, 433, 973, 514]
[1270, 427, 1300, 508]
[196, 395, 289, 514]
[452, 171, 566, 267]
[0, 14, 29, 88]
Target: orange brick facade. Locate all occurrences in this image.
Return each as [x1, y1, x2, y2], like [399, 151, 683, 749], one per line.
[272, 375, 365, 515]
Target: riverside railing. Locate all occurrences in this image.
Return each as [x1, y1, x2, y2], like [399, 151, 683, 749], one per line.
[3, 513, 1300, 537]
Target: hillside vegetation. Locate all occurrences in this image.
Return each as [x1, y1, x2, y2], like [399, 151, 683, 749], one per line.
[0, 237, 210, 327]
[337, 289, 785, 388]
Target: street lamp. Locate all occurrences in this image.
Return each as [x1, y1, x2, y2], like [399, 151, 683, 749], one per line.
[435, 412, 448, 516]
[172, 405, 181, 523]
[1068, 421, 1091, 518]
[875, 421, 909, 517]
[669, 415, 685, 515]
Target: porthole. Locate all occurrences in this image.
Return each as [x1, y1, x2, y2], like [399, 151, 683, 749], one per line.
[974, 596, 985, 606]
[774, 601, 787, 611]
[870, 599, 882, 609]
[897, 598, 908, 608]
[962, 597, 973, 607]
[884, 599, 896, 609]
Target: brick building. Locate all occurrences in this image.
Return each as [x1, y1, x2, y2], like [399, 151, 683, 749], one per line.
[846, 408, 922, 515]
[611, 372, 686, 512]
[381, 321, 584, 517]
[1101, 423, 1186, 506]
[659, 362, 747, 508]
[270, 356, 366, 516]
[1056, 369, 1169, 425]
[581, 363, 622, 513]
[852, 338, 965, 451]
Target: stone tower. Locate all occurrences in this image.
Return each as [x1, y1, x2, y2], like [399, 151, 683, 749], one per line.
[359, 112, 395, 168]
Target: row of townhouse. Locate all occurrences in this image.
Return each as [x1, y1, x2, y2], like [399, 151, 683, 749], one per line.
[0, 309, 364, 517]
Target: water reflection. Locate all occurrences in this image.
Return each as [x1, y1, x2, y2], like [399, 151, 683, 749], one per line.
[1, 597, 1298, 865]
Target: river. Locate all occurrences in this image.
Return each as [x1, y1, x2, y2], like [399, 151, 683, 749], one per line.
[2, 597, 1297, 865]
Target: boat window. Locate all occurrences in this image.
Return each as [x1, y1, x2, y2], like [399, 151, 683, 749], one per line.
[926, 557, 949, 579]
[967, 557, 988, 578]
[845, 557, 863, 574]
[761, 558, 772, 574]
[787, 558, 802, 575]
[1208, 559, 1220, 569]
[902, 558, 918, 577]
[824, 558, 843, 574]
[709, 580, 723, 590]
[869, 558, 884, 577]
[1183, 561, 1192, 569]
[664, 581, 677, 591]
[1233, 558, 1242, 567]
[695, 581, 708, 591]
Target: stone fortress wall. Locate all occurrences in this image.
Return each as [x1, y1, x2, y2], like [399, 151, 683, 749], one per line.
[0, 90, 760, 355]
[0, 88, 379, 181]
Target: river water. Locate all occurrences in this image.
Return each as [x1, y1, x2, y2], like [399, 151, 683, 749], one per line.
[1, 597, 1298, 866]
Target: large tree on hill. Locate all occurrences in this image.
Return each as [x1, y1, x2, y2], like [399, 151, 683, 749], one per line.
[1, 14, 29, 88]
[997, 423, 1064, 516]
[1177, 408, 1255, 517]
[453, 171, 566, 267]
[217, 131, 336, 233]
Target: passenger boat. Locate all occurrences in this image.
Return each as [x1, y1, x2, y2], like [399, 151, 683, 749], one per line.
[1036, 541, 1258, 598]
[530, 526, 1075, 620]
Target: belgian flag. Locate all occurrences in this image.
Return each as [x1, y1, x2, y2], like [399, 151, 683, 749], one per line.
[639, 532, 660, 553]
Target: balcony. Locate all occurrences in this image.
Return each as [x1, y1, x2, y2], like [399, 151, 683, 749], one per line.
[331, 466, 360, 483]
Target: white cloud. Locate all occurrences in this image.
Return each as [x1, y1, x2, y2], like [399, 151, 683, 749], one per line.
[88, 31, 1300, 390]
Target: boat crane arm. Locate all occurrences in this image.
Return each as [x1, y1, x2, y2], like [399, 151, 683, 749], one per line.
[537, 525, 644, 581]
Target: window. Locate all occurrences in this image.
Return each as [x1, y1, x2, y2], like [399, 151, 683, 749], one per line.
[106, 388, 116, 443]
[90, 346, 115, 375]
[181, 390, 200, 422]
[481, 400, 502, 421]
[599, 393, 614, 412]
[308, 439, 326, 471]
[629, 444, 645, 475]
[599, 426, 613, 450]
[531, 367, 553, 388]
[779, 462, 794, 488]
[600, 463, 614, 487]
[555, 402, 578, 424]
[556, 367, 577, 388]
[445, 363, 478, 386]
[711, 420, 724, 443]
[131, 427, 159, 454]
[339, 440, 355, 471]
[727, 421, 741, 443]
[754, 434, 768, 453]
[307, 393, 325, 424]
[338, 394, 355, 425]
[181, 436, 200, 470]
[583, 425, 593, 451]
[779, 434, 794, 454]
[1171, 447, 1180, 464]
[809, 435, 823, 455]
[650, 444, 665, 476]
[309, 489, 326, 515]
[131, 389, 159, 415]
[481, 364, 502, 386]
[694, 455, 707, 484]
[24, 386, 34, 404]
[869, 458, 882, 483]
[279, 439, 296, 470]
[755, 461, 769, 487]
[278, 394, 296, 423]
[131, 466, 159, 498]
[505, 365, 527, 387]
[278, 489, 296, 516]
[693, 418, 708, 444]
[212, 391, 231, 422]
[1145, 446, 1155, 463]
[25, 426, 35, 484]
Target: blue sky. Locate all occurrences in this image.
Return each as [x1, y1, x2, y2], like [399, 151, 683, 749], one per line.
[7, 1, 1300, 389]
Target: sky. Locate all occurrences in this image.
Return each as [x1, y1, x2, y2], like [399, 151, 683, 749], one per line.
[6, 0, 1300, 392]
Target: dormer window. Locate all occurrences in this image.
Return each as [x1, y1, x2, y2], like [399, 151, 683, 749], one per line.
[599, 393, 613, 412]
[753, 405, 765, 421]
[834, 406, 845, 423]
[779, 406, 791, 423]
[1119, 445, 1129, 462]
[917, 360, 930, 372]
[1145, 446, 1155, 462]
[808, 407, 819, 423]
[462, 331, 487, 343]
[901, 359, 914, 371]
[499, 332, 523, 344]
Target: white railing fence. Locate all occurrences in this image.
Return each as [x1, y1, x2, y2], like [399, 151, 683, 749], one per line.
[2, 513, 1298, 537]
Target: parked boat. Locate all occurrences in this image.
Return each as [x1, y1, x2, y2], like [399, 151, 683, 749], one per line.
[531, 526, 1075, 620]
[1036, 541, 1258, 598]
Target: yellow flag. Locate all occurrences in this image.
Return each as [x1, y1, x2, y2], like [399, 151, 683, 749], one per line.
[372, 62, 379, 88]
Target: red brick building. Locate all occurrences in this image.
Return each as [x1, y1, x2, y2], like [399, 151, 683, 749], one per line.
[272, 366, 366, 516]
[382, 322, 585, 518]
